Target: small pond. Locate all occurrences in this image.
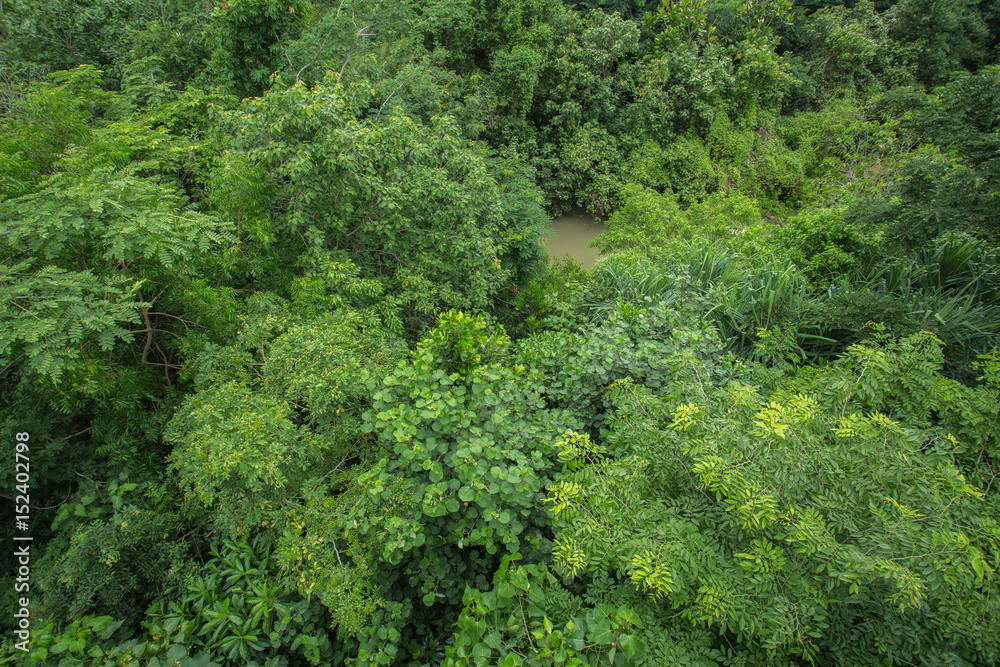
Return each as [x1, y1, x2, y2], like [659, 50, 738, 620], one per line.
[543, 209, 608, 270]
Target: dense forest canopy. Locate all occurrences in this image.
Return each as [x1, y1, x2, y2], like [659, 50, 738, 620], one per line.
[1, 0, 999, 665]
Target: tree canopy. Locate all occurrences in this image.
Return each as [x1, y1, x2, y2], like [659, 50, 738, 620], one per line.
[1, 0, 999, 665]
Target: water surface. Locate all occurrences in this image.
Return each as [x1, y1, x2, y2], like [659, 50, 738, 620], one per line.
[543, 209, 607, 270]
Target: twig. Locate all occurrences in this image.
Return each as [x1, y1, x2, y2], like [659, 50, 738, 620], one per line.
[140, 305, 154, 365]
[332, 539, 343, 566]
[984, 471, 999, 496]
[44, 427, 91, 443]
[376, 81, 405, 120]
[30, 484, 74, 511]
[337, 23, 373, 81]
[294, 25, 338, 85]
[76, 471, 106, 486]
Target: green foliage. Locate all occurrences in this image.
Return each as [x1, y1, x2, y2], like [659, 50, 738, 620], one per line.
[801, 2, 871, 85]
[23, 537, 339, 666]
[414, 309, 512, 374]
[32, 473, 188, 626]
[643, 0, 794, 78]
[795, 0, 915, 100]
[0, 149, 235, 383]
[630, 136, 715, 205]
[0, 71, 243, 631]
[814, 115, 915, 203]
[544, 329, 1000, 664]
[0, 264, 146, 384]
[5, 162, 233, 271]
[630, 44, 735, 141]
[0, 0, 161, 85]
[8, 2, 1000, 664]
[569, 0, 658, 22]
[462, 0, 566, 65]
[359, 311, 577, 578]
[168, 302, 402, 538]
[167, 381, 315, 527]
[479, 6, 641, 210]
[706, 110, 806, 204]
[591, 184, 688, 258]
[701, 256, 833, 357]
[145, 535, 338, 666]
[644, 0, 719, 53]
[731, 40, 796, 111]
[516, 297, 727, 433]
[594, 184, 767, 260]
[200, 153, 272, 250]
[0, 65, 124, 198]
[264, 311, 403, 433]
[445, 554, 645, 666]
[732, 0, 796, 46]
[512, 257, 591, 336]
[126, 5, 217, 92]
[25, 615, 221, 667]
[584, 257, 692, 321]
[487, 148, 553, 287]
[887, 0, 990, 87]
[878, 66, 1000, 246]
[890, 150, 994, 247]
[0, 66, 237, 395]
[213, 0, 310, 98]
[259, 310, 583, 663]
[821, 233, 1000, 367]
[223, 76, 545, 331]
[776, 98, 864, 183]
[774, 205, 883, 283]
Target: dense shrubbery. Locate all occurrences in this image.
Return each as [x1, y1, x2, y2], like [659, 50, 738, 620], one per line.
[2, 0, 999, 665]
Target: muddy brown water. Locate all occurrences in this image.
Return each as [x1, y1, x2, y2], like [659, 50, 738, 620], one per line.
[543, 209, 608, 270]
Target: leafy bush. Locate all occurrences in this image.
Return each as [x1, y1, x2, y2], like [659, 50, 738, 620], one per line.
[774, 205, 883, 284]
[222, 75, 547, 332]
[31, 474, 187, 627]
[511, 257, 590, 337]
[145, 535, 338, 666]
[517, 297, 727, 434]
[545, 330, 1000, 664]
[445, 554, 645, 666]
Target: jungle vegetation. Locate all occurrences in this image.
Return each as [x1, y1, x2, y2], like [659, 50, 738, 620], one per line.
[1, 0, 999, 665]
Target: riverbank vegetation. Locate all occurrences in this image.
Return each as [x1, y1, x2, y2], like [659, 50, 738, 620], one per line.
[1, 0, 998, 665]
